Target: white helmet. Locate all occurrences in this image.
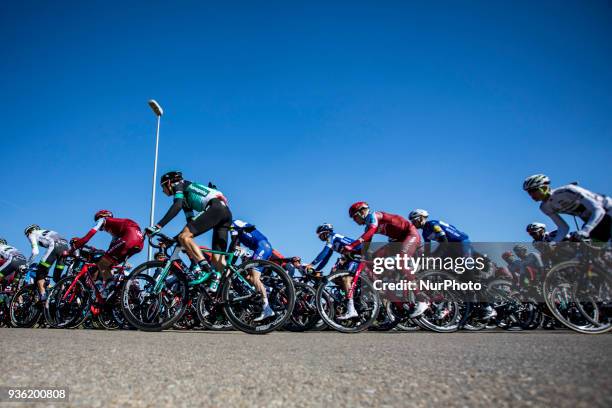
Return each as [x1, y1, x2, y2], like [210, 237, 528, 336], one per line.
[408, 209, 429, 221]
[526, 222, 546, 233]
[523, 174, 550, 191]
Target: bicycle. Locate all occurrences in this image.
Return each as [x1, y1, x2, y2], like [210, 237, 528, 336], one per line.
[8, 264, 51, 328]
[121, 233, 295, 334]
[44, 245, 130, 329]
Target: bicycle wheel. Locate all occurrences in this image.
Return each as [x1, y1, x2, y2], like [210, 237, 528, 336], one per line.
[315, 270, 379, 333]
[284, 282, 320, 332]
[121, 261, 189, 332]
[222, 259, 295, 334]
[44, 276, 92, 329]
[415, 270, 462, 333]
[195, 291, 232, 330]
[543, 260, 611, 334]
[370, 298, 401, 331]
[9, 285, 42, 328]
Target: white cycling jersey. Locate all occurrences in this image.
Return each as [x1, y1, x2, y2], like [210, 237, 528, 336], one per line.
[0, 244, 25, 273]
[26, 229, 66, 264]
[540, 184, 611, 242]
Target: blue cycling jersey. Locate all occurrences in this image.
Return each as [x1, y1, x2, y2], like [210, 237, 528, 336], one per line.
[422, 220, 469, 242]
[230, 220, 270, 251]
[311, 233, 360, 270]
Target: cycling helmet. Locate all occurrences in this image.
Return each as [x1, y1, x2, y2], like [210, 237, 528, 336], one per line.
[24, 224, 41, 236]
[408, 209, 429, 221]
[160, 170, 183, 186]
[0, 238, 7, 246]
[316, 223, 334, 235]
[349, 201, 369, 218]
[513, 244, 528, 254]
[94, 210, 113, 221]
[526, 222, 546, 233]
[501, 251, 514, 261]
[523, 174, 550, 191]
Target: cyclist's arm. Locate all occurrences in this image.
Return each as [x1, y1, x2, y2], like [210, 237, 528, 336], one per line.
[543, 210, 569, 243]
[579, 196, 607, 236]
[346, 224, 377, 252]
[157, 195, 184, 228]
[311, 244, 332, 270]
[73, 219, 105, 249]
[27, 236, 39, 264]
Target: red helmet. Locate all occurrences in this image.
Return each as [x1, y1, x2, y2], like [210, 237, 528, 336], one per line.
[349, 201, 369, 218]
[501, 251, 514, 261]
[94, 210, 113, 221]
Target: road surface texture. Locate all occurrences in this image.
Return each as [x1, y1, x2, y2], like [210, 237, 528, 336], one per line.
[0, 328, 610, 407]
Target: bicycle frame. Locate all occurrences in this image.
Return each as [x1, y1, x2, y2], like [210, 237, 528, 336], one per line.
[62, 263, 126, 305]
[150, 241, 255, 296]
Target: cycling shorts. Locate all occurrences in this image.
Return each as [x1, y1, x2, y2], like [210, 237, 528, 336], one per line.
[187, 198, 233, 252]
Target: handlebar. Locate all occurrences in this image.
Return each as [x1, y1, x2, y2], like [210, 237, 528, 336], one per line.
[148, 232, 176, 249]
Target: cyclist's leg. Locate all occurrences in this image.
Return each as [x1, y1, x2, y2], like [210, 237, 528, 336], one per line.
[209, 204, 232, 272]
[179, 199, 232, 271]
[36, 249, 58, 296]
[588, 214, 612, 242]
[249, 241, 275, 320]
[248, 241, 273, 292]
[52, 241, 69, 284]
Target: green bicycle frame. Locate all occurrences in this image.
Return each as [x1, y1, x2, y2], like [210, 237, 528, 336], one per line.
[151, 244, 253, 295]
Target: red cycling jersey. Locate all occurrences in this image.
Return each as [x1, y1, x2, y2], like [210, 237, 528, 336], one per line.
[346, 211, 421, 254]
[73, 217, 144, 263]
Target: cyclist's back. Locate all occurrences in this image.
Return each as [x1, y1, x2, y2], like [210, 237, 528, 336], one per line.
[422, 220, 469, 243]
[540, 183, 611, 241]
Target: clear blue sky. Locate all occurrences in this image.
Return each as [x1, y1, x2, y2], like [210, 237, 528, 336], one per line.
[1, 1, 611, 268]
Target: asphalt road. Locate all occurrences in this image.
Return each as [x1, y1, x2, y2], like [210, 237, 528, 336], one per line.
[0, 328, 610, 408]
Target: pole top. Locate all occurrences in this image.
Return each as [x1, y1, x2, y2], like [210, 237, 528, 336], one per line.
[148, 99, 163, 116]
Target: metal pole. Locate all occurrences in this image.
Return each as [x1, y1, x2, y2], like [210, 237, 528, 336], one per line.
[148, 114, 161, 261]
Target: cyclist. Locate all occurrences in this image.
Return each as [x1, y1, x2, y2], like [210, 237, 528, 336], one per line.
[344, 202, 427, 319]
[409, 209, 496, 319]
[71, 210, 144, 290]
[0, 238, 27, 283]
[523, 174, 611, 242]
[146, 171, 232, 292]
[408, 209, 471, 257]
[513, 244, 544, 287]
[228, 219, 275, 321]
[526, 222, 573, 267]
[307, 223, 360, 273]
[501, 251, 521, 283]
[24, 225, 70, 300]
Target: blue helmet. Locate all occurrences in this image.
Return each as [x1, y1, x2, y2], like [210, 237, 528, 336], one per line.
[316, 223, 334, 236]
